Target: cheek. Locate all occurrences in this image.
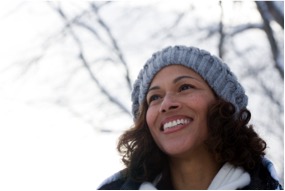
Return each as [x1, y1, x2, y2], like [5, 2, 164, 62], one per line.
[192, 94, 215, 112]
[146, 107, 156, 129]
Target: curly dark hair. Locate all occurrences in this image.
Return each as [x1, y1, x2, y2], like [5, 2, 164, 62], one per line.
[117, 99, 267, 182]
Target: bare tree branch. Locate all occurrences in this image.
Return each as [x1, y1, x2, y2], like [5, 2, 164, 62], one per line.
[49, 2, 131, 116]
[78, 52, 131, 115]
[74, 21, 108, 46]
[218, 1, 225, 58]
[255, 1, 284, 79]
[265, 1, 284, 29]
[230, 23, 264, 36]
[231, 40, 284, 115]
[90, 2, 132, 91]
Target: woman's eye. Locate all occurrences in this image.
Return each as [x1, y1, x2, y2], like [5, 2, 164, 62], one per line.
[179, 84, 193, 92]
[148, 95, 161, 103]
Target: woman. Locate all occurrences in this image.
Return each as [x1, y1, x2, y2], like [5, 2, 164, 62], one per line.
[98, 45, 282, 190]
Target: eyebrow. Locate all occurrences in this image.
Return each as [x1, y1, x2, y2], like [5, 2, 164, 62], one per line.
[147, 75, 197, 93]
[173, 75, 196, 83]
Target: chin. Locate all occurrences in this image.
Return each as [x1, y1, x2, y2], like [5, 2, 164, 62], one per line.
[160, 144, 192, 157]
[158, 141, 207, 158]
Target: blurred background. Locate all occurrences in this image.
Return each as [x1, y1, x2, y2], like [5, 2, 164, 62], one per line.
[0, 1, 283, 190]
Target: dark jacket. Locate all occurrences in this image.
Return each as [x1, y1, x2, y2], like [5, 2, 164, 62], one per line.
[98, 157, 283, 190]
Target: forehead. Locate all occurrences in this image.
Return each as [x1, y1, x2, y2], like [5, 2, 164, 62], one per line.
[150, 64, 203, 83]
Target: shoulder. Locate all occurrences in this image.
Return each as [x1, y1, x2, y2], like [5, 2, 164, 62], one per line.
[243, 157, 283, 190]
[97, 169, 142, 190]
[97, 170, 126, 190]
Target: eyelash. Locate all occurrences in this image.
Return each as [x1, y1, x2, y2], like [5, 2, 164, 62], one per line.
[179, 84, 194, 92]
[148, 94, 161, 103]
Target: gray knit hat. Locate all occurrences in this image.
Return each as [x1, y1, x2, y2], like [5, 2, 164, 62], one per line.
[131, 45, 248, 119]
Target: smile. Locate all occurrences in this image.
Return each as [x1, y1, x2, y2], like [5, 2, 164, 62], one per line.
[161, 118, 192, 131]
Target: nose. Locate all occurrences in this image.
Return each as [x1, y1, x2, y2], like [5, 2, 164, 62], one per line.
[159, 93, 181, 113]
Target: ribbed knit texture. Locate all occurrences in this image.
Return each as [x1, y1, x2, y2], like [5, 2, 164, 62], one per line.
[131, 45, 248, 119]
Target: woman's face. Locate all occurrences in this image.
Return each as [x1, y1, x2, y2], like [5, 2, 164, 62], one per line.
[146, 65, 216, 157]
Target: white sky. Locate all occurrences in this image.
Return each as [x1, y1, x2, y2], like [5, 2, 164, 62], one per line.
[0, 2, 124, 190]
[0, 99, 123, 190]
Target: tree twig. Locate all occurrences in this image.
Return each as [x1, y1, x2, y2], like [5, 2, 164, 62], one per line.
[90, 3, 132, 91]
[49, 2, 132, 115]
[218, 1, 225, 58]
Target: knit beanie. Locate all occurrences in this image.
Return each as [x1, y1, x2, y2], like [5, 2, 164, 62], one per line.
[131, 45, 248, 119]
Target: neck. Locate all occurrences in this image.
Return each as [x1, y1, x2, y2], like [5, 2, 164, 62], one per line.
[169, 147, 221, 190]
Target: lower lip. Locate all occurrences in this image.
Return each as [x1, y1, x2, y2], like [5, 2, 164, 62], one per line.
[162, 123, 189, 134]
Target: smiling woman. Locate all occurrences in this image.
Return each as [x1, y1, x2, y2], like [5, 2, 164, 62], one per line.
[146, 65, 216, 158]
[97, 45, 282, 190]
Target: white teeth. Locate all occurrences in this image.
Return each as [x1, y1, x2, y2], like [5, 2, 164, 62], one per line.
[163, 119, 190, 130]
